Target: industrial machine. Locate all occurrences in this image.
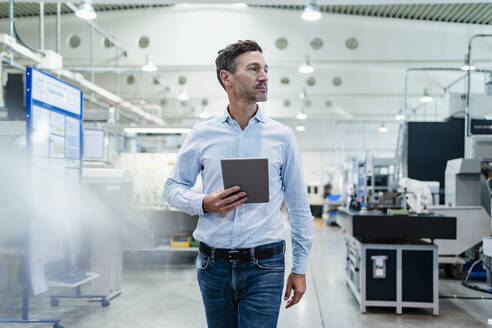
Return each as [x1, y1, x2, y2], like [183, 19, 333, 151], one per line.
[307, 181, 324, 217]
[342, 155, 401, 212]
[396, 99, 492, 272]
[444, 158, 481, 207]
[401, 119, 465, 205]
[338, 208, 456, 315]
[431, 154, 492, 271]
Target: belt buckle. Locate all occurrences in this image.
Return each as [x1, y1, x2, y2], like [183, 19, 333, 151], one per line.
[227, 250, 239, 262]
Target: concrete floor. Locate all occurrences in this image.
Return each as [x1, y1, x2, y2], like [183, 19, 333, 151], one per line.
[2, 223, 492, 327]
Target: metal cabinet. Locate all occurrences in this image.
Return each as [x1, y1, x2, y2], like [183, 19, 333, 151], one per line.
[345, 234, 439, 315]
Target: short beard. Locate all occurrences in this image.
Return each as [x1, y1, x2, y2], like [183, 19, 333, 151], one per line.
[241, 87, 267, 103]
[256, 92, 267, 102]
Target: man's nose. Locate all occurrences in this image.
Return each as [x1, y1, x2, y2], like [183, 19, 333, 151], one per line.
[258, 69, 268, 82]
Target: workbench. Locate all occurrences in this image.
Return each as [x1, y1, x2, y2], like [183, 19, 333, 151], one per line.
[337, 208, 457, 315]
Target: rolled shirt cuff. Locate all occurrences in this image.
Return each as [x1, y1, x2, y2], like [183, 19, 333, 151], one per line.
[193, 193, 206, 216]
[291, 255, 309, 275]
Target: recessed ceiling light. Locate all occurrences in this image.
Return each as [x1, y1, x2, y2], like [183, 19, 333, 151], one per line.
[76, 0, 96, 20]
[296, 110, 307, 120]
[141, 55, 157, 72]
[420, 88, 432, 103]
[177, 90, 189, 101]
[199, 109, 210, 119]
[299, 56, 314, 74]
[302, 2, 321, 21]
[461, 65, 476, 71]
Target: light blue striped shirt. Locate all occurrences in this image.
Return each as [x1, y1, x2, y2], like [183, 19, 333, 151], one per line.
[164, 108, 314, 274]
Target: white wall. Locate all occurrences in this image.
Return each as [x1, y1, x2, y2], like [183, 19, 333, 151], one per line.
[2, 4, 490, 179]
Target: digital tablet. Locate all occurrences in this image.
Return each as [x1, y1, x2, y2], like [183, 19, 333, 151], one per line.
[220, 158, 269, 203]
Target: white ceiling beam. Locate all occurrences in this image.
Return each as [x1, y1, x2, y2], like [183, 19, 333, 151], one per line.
[10, 1, 492, 5]
[64, 58, 492, 73]
[0, 33, 164, 125]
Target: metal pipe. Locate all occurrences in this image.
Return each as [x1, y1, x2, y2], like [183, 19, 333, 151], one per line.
[443, 73, 467, 93]
[465, 34, 492, 137]
[393, 123, 403, 184]
[56, 0, 61, 53]
[90, 26, 94, 84]
[0, 33, 162, 125]
[65, 65, 214, 73]
[1, 54, 26, 71]
[0, 52, 10, 107]
[83, 94, 112, 111]
[9, 0, 14, 37]
[115, 48, 120, 96]
[336, 119, 399, 123]
[39, 2, 44, 51]
[116, 110, 135, 122]
[400, 67, 467, 182]
[399, 65, 492, 176]
[66, 2, 128, 57]
[89, 25, 95, 100]
[411, 102, 427, 112]
[404, 67, 466, 121]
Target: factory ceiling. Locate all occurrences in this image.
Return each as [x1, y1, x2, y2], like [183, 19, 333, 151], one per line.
[0, 2, 171, 18]
[0, 2, 491, 26]
[254, 2, 492, 26]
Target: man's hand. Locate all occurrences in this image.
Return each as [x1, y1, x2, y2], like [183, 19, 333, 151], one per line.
[283, 273, 306, 309]
[203, 186, 247, 214]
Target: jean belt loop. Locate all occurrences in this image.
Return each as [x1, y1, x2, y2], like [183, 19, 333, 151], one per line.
[249, 248, 255, 262]
[211, 248, 216, 263]
[282, 241, 286, 254]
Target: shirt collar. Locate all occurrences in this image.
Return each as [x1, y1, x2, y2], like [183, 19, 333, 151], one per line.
[221, 105, 265, 124]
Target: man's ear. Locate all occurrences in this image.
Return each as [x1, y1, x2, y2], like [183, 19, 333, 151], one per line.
[220, 70, 231, 88]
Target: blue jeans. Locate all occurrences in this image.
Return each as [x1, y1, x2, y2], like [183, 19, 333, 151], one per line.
[197, 241, 285, 328]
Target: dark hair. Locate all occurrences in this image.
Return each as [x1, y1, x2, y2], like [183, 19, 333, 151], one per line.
[215, 40, 263, 89]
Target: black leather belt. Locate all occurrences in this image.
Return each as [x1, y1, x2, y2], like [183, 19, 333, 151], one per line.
[199, 242, 284, 262]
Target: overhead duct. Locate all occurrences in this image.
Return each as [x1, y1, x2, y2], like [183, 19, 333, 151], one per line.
[0, 33, 163, 125]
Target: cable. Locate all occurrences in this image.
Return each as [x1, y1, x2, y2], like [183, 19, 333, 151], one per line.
[13, 20, 44, 56]
[439, 257, 492, 298]
[440, 295, 492, 300]
[460, 253, 492, 294]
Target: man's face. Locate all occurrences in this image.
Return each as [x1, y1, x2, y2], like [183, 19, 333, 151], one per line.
[227, 51, 268, 102]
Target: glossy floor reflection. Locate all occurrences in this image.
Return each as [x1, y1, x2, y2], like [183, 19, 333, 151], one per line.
[1, 223, 492, 327]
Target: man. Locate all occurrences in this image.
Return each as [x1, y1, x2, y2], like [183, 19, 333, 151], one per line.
[164, 40, 314, 328]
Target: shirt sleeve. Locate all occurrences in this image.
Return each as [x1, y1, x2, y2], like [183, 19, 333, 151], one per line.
[281, 129, 314, 274]
[163, 128, 206, 216]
